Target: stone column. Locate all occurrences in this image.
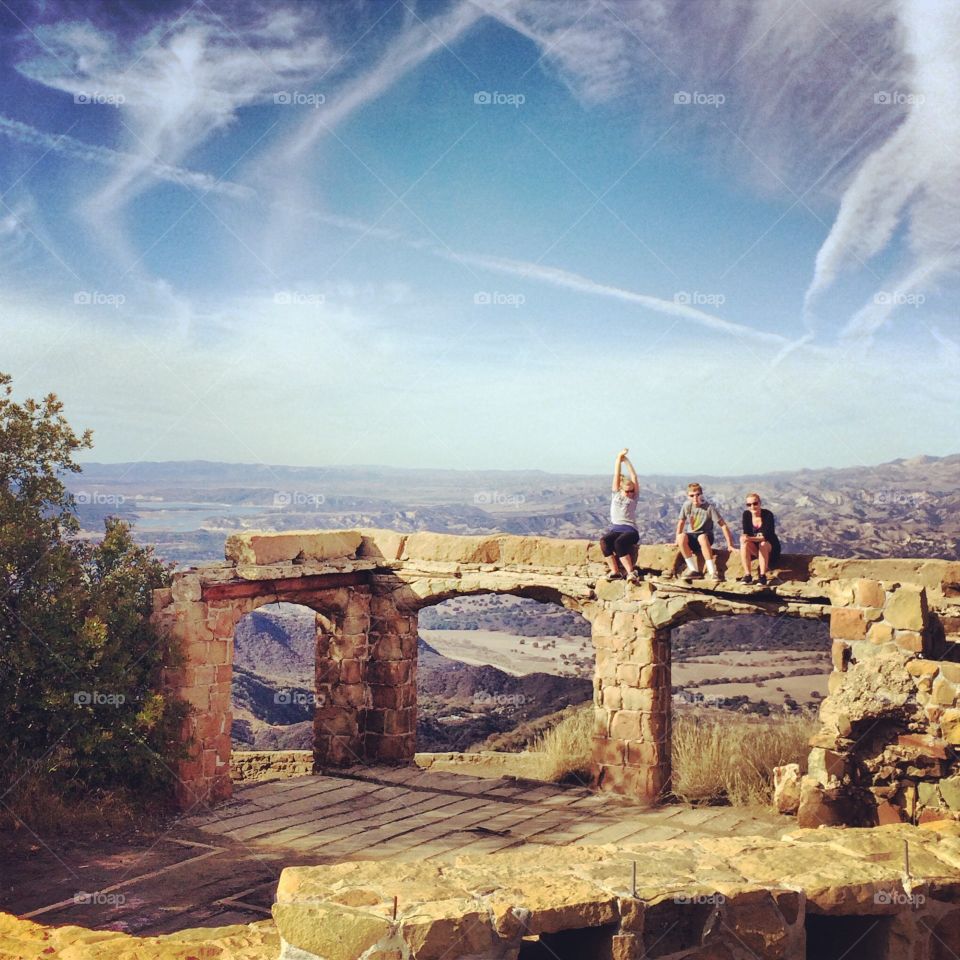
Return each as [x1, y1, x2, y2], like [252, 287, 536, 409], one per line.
[364, 594, 419, 762]
[152, 573, 237, 809]
[591, 604, 672, 800]
[314, 589, 371, 768]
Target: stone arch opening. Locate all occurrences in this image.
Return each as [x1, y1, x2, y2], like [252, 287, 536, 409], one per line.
[416, 592, 594, 755]
[670, 611, 832, 716]
[231, 601, 318, 753]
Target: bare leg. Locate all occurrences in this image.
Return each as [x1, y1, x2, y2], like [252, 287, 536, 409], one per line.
[697, 534, 714, 563]
[677, 531, 694, 558]
[740, 539, 757, 576]
[758, 541, 773, 576]
[606, 554, 621, 575]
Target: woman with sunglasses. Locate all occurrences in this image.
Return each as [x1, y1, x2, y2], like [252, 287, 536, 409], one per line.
[739, 493, 781, 584]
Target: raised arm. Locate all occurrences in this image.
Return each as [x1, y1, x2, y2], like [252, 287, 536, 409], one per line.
[612, 448, 628, 492]
[623, 454, 638, 487]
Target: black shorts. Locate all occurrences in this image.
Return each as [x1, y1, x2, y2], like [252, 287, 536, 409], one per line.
[684, 530, 713, 554]
[600, 527, 639, 557]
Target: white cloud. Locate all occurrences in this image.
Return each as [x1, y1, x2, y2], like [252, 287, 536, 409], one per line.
[16, 6, 342, 212]
[807, 0, 960, 335]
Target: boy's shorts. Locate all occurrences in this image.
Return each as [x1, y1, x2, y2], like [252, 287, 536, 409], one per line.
[684, 530, 714, 554]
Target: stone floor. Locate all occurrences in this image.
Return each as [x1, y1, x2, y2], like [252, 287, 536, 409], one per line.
[1, 766, 785, 937]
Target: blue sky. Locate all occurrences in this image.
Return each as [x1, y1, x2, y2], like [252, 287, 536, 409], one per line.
[1, 0, 958, 475]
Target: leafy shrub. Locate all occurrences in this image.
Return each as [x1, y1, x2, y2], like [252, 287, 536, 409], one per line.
[0, 373, 185, 831]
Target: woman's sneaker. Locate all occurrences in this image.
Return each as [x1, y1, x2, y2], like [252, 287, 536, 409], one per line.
[604, 571, 624, 581]
[757, 574, 768, 585]
[626, 569, 641, 584]
[738, 574, 753, 584]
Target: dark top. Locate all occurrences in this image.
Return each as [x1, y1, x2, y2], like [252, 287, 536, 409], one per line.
[741, 508, 781, 563]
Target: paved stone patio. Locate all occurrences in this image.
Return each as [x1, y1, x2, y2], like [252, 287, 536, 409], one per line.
[2, 767, 786, 937]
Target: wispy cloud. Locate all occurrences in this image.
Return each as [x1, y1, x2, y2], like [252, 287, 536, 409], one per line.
[15, 6, 342, 212]
[806, 0, 960, 334]
[440, 249, 791, 344]
[3, 113, 782, 345]
[0, 114, 253, 199]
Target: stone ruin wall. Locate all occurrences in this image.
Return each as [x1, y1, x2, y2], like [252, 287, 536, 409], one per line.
[151, 528, 960, 827]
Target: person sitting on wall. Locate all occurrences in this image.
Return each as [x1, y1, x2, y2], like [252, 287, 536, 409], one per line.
[739, 492, 781, 585]
[675, 482, 735, 581]
[600, 448, 641, 583]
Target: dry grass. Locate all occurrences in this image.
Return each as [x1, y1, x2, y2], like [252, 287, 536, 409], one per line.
[672, 712, 816, 805]
[530, 706, 816, 805]
[529, 706, 595, 783]
[0, 770, 150, 846]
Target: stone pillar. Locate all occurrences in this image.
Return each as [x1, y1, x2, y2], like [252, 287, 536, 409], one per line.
[364, 594, 419, 762]
[592, 605, 671, 800]
[314, 589, 371, 768]
[152, 574, 237, 809]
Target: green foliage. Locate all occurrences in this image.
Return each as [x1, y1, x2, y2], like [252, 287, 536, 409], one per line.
[0, 372, 185, 818]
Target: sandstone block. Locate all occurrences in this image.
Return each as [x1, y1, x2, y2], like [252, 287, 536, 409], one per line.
[867, 622, 894, 645]
[894, 630, 925, 654]
[884, 585, 928, 631]
[830, 608, 866, 641]
[226, 529, 362, 565]
[610, 710, 643, 741]
[773, 763, 801, 815]
[896, 733, 949, 760]
[171, 575, 202, 603]
[940, 708, 960, 745]
[939, 776, 960, 810]
[831, 641, 850, 672]
[272, 902, 390, 960]
[933, 676, 960, 707]
[621, 687, 655, 712]
[854, 579, 886, 608]
[808, 747, 846, 785]
[939, 661, 960, 684]
[796, 776, 851, 828]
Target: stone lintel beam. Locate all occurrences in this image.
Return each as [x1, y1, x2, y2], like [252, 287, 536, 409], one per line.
[201, 571, 368, 602]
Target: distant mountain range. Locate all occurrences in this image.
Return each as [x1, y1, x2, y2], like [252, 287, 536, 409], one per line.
[68, 454, 960, 564]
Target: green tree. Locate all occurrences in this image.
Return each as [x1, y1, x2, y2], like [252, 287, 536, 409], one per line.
[0, 373, 184, 815]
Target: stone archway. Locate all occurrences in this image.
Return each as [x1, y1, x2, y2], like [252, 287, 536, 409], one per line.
[152, 529, 960, 825]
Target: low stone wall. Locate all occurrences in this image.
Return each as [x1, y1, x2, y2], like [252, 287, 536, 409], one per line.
[230, 750, 314, 783]
[272, 823, 960, 959]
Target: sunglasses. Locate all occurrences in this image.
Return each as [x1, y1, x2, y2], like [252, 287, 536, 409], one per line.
[746, 500, 760, 506]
